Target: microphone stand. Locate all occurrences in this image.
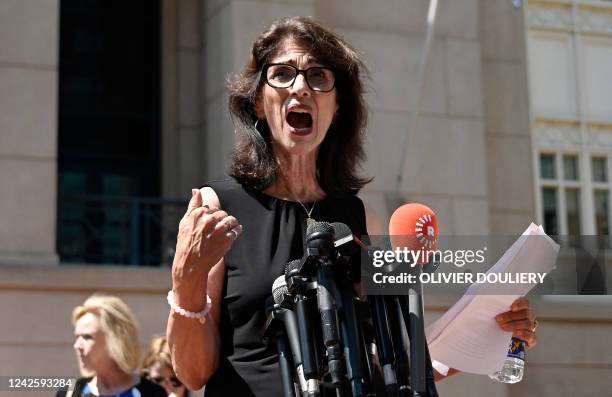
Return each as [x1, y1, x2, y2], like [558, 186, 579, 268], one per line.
[385, 296, 411, 396]
[397, 265, 438, 397]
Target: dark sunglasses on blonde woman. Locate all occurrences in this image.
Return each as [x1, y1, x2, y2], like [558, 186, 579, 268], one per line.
[151, 376, 183, 388]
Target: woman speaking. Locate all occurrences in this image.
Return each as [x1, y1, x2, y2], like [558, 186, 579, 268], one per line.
[166, 17, 538, 396]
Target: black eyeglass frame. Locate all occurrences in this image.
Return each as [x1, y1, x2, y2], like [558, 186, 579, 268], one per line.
[263, 63, 336, 92]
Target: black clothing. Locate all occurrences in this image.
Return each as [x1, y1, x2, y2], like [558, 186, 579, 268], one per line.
[55, 376, 166, 397]
[203, 179, 368, 397]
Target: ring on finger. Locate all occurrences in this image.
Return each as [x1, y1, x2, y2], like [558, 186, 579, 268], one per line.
[228, 228, 238, 239]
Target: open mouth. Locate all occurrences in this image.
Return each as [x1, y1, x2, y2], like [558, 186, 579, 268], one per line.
[286, 111, 313, 135]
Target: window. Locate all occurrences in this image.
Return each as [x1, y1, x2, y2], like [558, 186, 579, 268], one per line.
[540, 154, 556, 179]
[594, 190, 609, 235]
[58, 0, 162, 265]
[565, 188, 581, 235]
[592, 157, 607, 182]
[538, 153, 582, 236]
[563, 154, 579, 180]
[537, 151, 612, 237]
[542, 187, 559, 235]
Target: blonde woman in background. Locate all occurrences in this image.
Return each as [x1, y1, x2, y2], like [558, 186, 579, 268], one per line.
[57, 294, 166, 397]
[142, 336, 189, 397]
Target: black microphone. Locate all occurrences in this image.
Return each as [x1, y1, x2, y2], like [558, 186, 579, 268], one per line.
[272, 275, 307, 395]
[285, 259, 320, 397]
[306, 222, 345, 386]
[389, 203, 440, 397]
[330, 222, 369, 397]
[331, 221, 368, 283]
[369, 294, 398, 396]
[264, 296, 296, 397]
[331, 222, 398, 395]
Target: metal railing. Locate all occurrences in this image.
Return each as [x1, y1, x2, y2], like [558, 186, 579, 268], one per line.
[58, 194, 188, 266]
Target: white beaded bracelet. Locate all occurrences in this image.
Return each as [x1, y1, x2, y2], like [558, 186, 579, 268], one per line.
[167, 290, 212, 325]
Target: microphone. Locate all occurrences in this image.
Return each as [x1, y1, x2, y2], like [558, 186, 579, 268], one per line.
[306, 222, 345, 386]
[389, 203, 438, 245]
[331, 222, 370, 283]
[389, 203, 440, 396]
[328, 222, 368, 396]
[369, 293, 398, 396]
[330, 226, 398, 395]
[389, 203, 439, 270]
[332, 222, 369, 251]
[263, 295, 296, 397]
[331, 221, 399, 395]
[272, 275, 308, 395]
[285, 259, 320, 397]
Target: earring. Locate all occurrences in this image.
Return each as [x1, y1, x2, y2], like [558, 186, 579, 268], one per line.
[255, 119, 260, 130]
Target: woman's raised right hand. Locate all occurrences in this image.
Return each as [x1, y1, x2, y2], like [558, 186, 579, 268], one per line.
[172, 189, 242, 292]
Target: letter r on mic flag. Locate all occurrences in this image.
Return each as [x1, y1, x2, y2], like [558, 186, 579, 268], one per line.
[389, 203, 439, 265]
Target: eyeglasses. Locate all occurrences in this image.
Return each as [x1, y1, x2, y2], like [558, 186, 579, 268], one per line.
[264, 63, 335, 92]
[151, 376, 183, 388]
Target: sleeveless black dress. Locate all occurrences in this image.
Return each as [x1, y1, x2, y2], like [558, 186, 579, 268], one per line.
[203, 179, 368, 397]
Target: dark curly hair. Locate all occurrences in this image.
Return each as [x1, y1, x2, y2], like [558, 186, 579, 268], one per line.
[227, 16, 371, 195]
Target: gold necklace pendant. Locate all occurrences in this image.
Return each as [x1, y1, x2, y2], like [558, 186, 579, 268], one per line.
[298, 200, 316, 224]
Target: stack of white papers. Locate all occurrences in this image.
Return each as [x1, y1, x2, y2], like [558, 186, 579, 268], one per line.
[425, 223, 560, 376]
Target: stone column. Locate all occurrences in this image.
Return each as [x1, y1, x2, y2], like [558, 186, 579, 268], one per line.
[0, 0, 59, 265]
[161, 0, 205, 199]
[480, 0, 535, 234]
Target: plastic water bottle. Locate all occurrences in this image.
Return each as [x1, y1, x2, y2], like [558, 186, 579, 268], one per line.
[489, 337, 525, 383]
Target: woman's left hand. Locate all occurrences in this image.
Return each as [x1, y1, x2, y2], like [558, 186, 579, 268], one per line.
[494, 297, 538, 349]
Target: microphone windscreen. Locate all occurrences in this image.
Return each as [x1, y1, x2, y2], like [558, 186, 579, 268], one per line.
[285, 259, 301, 277]
[389, 203, 439, 259]
[306, 221, 333, 238]
[331, 222, 352, 240]
[272, 275, 288, 304]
